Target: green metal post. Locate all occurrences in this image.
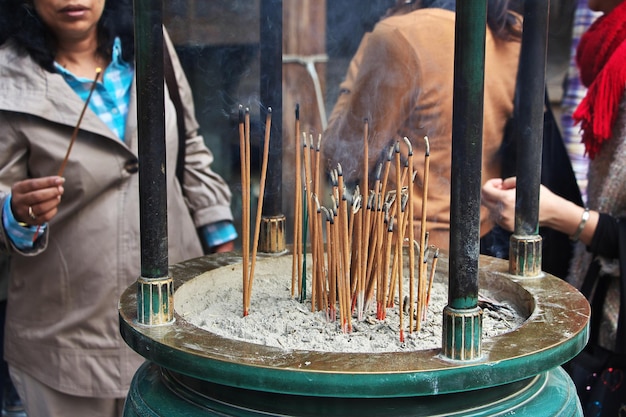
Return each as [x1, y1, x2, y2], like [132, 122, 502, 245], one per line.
[134, 0, 173, 325]
[509, 0, 549, 277]
[443, 0, 487, 361]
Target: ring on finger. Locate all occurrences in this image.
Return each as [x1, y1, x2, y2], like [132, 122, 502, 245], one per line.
[28, 206, 36, 220]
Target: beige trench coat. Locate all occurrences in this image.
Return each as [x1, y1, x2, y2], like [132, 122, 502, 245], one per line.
[0, 36, 233, 397]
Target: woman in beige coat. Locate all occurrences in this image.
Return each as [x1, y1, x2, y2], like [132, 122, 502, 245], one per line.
[0, 0, 235, 415]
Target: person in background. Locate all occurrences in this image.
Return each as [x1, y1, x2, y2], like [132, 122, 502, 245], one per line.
[482, 1, 626, 414]
[0, 0, 236, 416]
[561, 0, 601, 204]
[322, 0, 523, 250]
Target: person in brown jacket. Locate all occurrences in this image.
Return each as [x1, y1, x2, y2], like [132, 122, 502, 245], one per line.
[322, 0, 522, 250]
[0, 0, 235, 415]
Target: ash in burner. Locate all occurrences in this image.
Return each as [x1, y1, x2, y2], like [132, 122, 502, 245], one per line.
[177, 255, 524, 353]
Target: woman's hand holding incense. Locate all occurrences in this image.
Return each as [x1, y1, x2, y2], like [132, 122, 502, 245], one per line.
[11, 176, 65, 226]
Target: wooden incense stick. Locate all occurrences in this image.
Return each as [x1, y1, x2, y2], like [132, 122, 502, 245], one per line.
[33, 68, 102, 242]
[394, 141, 405, 342]
[59, 68, 102, 176]
[322, 206, 336, 322]
[313, 194, 326, 311]
[417, 136, 430, 330]
[424, 247, 439, 320]
[302, 132, 315, 302]
[246, 108, 272, 313]
[403, 137, 415, 333]
[239, 106, 250, 316]
[291, 105, 302, 298]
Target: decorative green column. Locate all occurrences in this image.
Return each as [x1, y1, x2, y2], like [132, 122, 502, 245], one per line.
[510, 0, 549, 278]
[444, 0, 487, 361]
[134, 0, 173, 325]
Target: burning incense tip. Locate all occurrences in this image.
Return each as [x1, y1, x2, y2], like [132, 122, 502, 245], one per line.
[295, 103, 300, 120]
[313, 194, 321, 211]
[375, 162, 382, 180]
[267, 107, 273, 114]
[238, 105, 244, 123]
[423, 136, 430, 156]
[336, 163, 343, 177]
[403, 136, 413, 156]
[394, 141, 400, 153]
[387, 144, 395, 161]
[352, 195, 362, 213]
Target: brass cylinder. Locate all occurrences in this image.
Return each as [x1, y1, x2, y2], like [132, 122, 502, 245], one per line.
[509, 234, 543, 277]
[259, 215, 287, 253]
[137, 276, 174, 325]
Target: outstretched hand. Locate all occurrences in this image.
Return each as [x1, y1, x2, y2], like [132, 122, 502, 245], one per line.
[481, 177, 517, 232]
[10, 176, 65, 226]
[482, 177, 564, 233]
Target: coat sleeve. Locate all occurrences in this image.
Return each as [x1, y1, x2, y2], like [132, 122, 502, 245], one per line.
[0, 114, 48, 255]
[163, 29, 234, 228]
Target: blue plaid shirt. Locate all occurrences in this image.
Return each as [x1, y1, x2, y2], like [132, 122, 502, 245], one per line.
[55, 37, 132, 142]
[3, 38, 236, 250]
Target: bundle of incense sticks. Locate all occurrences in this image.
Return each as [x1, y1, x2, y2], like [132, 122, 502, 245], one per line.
[239, 106, 272, 316]
[290, 110, 439, 339]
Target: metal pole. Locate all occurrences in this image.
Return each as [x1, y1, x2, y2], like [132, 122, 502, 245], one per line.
[443, 0, 486, 361]
[134, 0, 173, 325]
[259, 0, 286, 253]
[509, 0, 549, 277]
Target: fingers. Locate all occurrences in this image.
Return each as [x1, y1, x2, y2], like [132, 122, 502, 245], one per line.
[501, 176, 517, 190]
[481, 177, 517, 232]
[11, 176, 65, 225]
[211, 240, 235, 254]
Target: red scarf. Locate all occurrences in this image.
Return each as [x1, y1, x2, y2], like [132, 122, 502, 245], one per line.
[573, 2, 626, 159]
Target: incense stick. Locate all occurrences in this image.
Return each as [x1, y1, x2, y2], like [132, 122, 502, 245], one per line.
[59, 68, 102, 176]
[424, 247, 439, 320]
[394, 141, 405, 342]
[417, 136, 430, 330]
[403, 137, 415, 333]
[239, 106, 250, 316]
[246, 108, 272, 312]
[292, 105, 302, 298]
[33, 68, 101, 242]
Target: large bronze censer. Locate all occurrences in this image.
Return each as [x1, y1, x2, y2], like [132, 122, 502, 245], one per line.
[121, 1, 590, 415]
[120, 252, 588, 416]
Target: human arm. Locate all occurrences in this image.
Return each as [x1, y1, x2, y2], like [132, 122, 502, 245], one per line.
[481, 177, 600, 247]
[164, 30, 236, 251]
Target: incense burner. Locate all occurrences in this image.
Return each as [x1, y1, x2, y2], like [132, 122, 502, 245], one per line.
[119, 252, 588, 416]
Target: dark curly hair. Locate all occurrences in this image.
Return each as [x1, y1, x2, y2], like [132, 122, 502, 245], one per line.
[0, 0, 135, 72]
[385, 0, 522, 41]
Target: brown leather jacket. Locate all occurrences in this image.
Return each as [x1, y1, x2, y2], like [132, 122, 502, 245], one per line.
[323, 8, 520, 249]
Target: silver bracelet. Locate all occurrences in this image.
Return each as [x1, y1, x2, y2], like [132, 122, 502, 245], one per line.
[570, 208, 590, 242]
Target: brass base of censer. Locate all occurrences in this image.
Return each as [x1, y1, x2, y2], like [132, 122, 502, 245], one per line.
[119, 253, 589, 416]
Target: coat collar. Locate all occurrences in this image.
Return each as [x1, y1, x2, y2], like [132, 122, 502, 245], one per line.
[0, 41, 136, 151]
